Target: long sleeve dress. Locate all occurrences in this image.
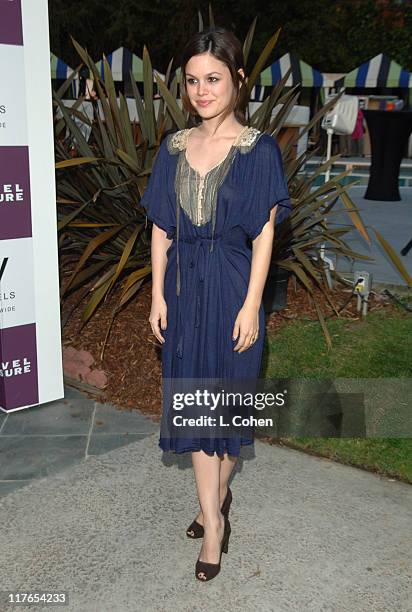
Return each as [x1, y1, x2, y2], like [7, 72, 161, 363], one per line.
[141, 125, 292, 457]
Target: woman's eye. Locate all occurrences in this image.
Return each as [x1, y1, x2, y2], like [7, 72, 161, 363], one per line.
[187, 77, 219, 84]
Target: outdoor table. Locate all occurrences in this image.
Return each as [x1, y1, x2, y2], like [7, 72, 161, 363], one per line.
[363, 109, 412, 201]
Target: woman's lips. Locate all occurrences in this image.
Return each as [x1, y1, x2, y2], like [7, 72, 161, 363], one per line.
[197, 101, 213, 107]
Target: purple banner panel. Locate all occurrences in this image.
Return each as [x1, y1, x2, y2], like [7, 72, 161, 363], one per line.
[0, 322, 39, 411]
[0, 0, 23, 45]
[0, 146, 32, 240]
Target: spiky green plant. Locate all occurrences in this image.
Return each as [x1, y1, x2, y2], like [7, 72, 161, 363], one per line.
[54, 10, 411, 356]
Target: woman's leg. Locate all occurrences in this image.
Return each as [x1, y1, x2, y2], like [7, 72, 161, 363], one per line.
[192, 452, 237, 526]
[192, 450, 225, 563]
[219, 452, 237, 500]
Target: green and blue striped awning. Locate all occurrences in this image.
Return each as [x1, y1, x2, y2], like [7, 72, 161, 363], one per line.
[94, 47, 164, 83]
[96, 47, 143, 82]
[50, 53, 74, 80]
[334, 54, 412, 88]
[95, 47, 144, 82]
[257, 53, 324, 88]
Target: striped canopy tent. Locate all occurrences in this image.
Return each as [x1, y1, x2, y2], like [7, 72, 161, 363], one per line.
[257, 53, 324, 88]
[50, 53, 74, 80]
[95, 47, 143, 81]
[50, 53, 78, 98]
[334, 54, 412, 89]
[94, 47, 164, 83]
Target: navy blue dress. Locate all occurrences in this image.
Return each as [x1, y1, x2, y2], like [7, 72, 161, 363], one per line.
[141, 127, 292, 457]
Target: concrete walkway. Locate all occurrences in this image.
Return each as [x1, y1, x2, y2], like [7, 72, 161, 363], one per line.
[0, 386, 158, 496]
[0, 386, 411, 611]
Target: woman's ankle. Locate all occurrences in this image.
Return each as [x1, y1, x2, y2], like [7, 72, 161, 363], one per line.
[203, 512, 224, 530]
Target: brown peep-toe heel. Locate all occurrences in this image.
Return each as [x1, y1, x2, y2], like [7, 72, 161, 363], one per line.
[195, 515, 231, 582]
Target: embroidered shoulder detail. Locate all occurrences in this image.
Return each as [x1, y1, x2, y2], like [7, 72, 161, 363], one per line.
[236, 126, 263, 153]
[166, 129, 191, 155]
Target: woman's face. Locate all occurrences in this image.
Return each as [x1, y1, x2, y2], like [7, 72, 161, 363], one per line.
[184, 52, 242, 121]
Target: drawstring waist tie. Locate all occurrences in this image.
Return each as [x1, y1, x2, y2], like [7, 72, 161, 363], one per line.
[174, 236, 222, 359]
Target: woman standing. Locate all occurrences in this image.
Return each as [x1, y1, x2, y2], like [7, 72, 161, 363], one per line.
[141, 27, 292, 581]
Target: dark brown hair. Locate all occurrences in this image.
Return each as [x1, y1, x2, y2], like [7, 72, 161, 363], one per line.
[179, 27, 249, 135]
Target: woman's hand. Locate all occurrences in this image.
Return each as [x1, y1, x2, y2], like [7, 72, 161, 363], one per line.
[232, 303, 259, 353]
[149, 292, 168, 344]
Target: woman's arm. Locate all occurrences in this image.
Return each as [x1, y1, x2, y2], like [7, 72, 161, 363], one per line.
[232, 205, 277, 353]
[149, 223, 172, 344]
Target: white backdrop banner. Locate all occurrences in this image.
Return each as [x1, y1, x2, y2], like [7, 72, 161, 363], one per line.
[0, 0, 63, 411]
